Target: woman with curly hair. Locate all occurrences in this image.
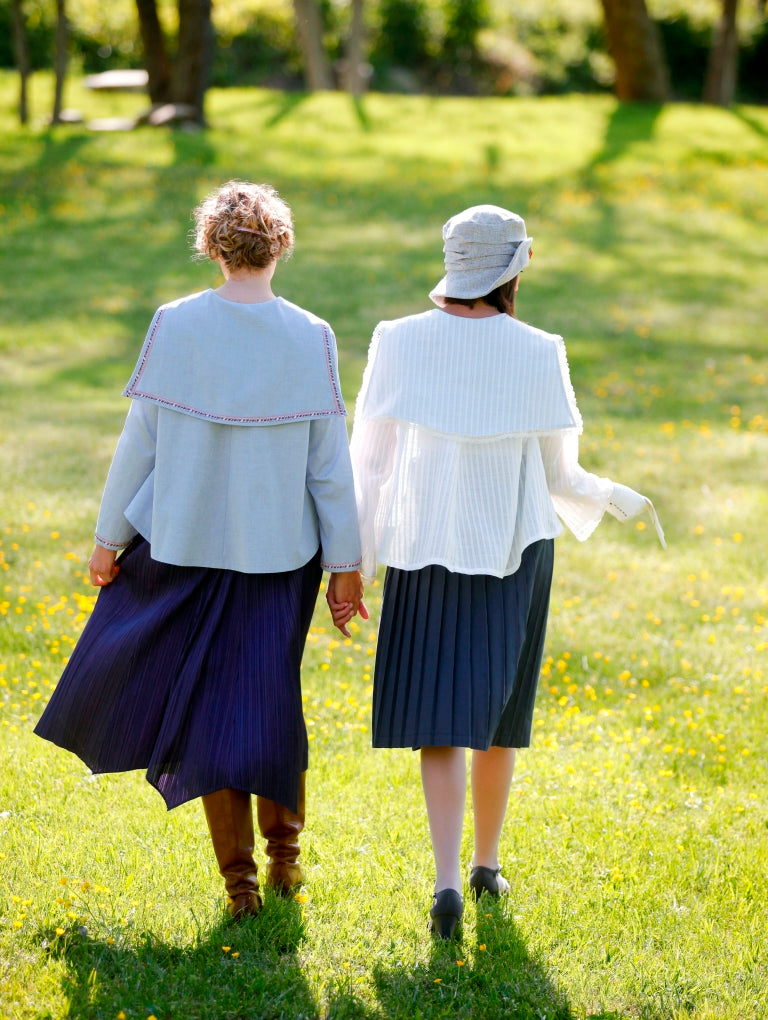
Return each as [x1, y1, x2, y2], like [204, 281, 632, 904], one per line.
[36, 181, 366, 919]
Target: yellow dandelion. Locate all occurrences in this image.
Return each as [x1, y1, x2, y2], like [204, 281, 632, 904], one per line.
[434, 978, 442, 984]
[55, 927, 66, 936]
[478, 944, 486, 951]
[221, 945, 231, 953]
[232, 951, 240, 958]
[294, 892, 309, 904]
[456, 959, 465, 967]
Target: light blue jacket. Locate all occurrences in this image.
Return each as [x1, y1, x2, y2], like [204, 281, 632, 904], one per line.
[95, 290, 362, 574]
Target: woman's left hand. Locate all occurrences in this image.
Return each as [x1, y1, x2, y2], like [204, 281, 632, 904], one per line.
[89, 545, 120, 586]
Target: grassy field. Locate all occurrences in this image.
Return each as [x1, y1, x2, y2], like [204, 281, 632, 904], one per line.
[1, 72, 768, 1019]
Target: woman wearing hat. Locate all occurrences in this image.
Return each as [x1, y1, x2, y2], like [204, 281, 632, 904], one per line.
[35, 180, 366, 919]
[344, 205, 664, 939]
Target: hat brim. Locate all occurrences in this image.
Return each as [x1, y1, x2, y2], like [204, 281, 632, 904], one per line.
[429, 236, 532, 306]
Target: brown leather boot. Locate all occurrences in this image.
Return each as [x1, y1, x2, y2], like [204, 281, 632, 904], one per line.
[256, 771, 306, 894]
[202, 788, 262, 918]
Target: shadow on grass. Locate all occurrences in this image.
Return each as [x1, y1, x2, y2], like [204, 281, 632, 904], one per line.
[170, 127, 217, 168]
[35, 894, 316, 1020]
[731, 106, 768, 142]
[350, 95, 373, 132]
[589, 102, 665, 168]
[371, 900, 575, 1020]
[264, 91, 312, 129]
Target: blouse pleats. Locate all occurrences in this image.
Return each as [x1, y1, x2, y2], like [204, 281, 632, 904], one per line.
[372, 539, 554, 750]
[34, 538, 321, 812]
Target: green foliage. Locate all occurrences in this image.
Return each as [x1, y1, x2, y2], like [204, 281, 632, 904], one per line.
[1, 77, 768, 1019]
[442, 0, 490, 63]
[370, 0, 433, 72]
[212, 4, 302, 89]
[0, 0, 57, 71]
[1, 0, 767, 98]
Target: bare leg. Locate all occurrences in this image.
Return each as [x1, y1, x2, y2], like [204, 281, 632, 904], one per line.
[420, 745, 466, 893]
[471, 745, 516, 869]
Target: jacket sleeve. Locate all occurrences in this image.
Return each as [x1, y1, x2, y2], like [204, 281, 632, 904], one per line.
[306, 415, 362, 572]
[538, 431, 613, 541]
[95, 399, 158, 549]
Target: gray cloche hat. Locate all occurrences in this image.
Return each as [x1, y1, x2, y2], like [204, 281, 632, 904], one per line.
[429, 204, 533, 305]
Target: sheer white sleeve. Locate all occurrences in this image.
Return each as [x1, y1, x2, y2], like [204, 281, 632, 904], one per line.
[538, 431, 613, 541]
[350, 415, 396, 579]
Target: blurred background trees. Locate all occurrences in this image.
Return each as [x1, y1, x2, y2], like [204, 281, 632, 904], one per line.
[134, 0, 214, 118]
[599, 0, 670, 101]
[3, 0, 767, 124]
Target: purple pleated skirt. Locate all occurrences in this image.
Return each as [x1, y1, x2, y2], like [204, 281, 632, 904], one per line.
[34, 537, 322, 812]
[372, 538, 554, 751]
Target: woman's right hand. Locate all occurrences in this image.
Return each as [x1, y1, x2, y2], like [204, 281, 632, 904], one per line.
[89, 545, 120, 587]
[606, 483, 666, 548]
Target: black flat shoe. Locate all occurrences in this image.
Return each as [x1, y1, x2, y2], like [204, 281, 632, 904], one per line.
[469, 865, 510, 900]
[429, 888, 463, 940]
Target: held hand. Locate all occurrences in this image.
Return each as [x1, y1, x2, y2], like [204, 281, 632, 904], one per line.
[607, 483, 666, 549]
[89, 545, 120, 587]
[326, 570, 367, 637]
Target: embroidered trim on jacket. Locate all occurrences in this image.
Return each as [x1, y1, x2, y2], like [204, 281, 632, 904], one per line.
[124, 308, 346, 424]
[94, 533, 132, 550]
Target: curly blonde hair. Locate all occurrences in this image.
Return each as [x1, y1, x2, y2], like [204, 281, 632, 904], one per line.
[193, 181, 294, 271]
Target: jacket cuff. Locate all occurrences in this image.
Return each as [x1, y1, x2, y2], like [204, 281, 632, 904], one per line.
[94, 532, 134, 551]
[322, 558, 362, 572]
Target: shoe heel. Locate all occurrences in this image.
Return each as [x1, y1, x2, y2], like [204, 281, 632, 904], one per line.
[429, 888, 463, 940]
[469, 865, 510, 900]
[430, 911, 460, 940]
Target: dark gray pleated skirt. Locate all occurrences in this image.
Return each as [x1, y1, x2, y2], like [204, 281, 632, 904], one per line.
[372, 538, 554, 751]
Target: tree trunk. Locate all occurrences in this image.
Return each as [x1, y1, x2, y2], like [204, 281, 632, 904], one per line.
[135, 0, 172, 104]
[10, 0, 30, 125]
[171, 0, 214, 123]
[51, 0, 69, 124]
[702, 0, 740, 105]
[600, 0, 670, 102]
[292, 0, 334, 90]
[341, 0, 367, 95]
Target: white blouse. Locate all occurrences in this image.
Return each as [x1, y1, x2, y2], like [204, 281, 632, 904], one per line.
[350, 309, 614, 580]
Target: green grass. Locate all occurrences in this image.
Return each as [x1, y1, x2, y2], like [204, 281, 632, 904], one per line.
[1, 72, 768, 1019]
